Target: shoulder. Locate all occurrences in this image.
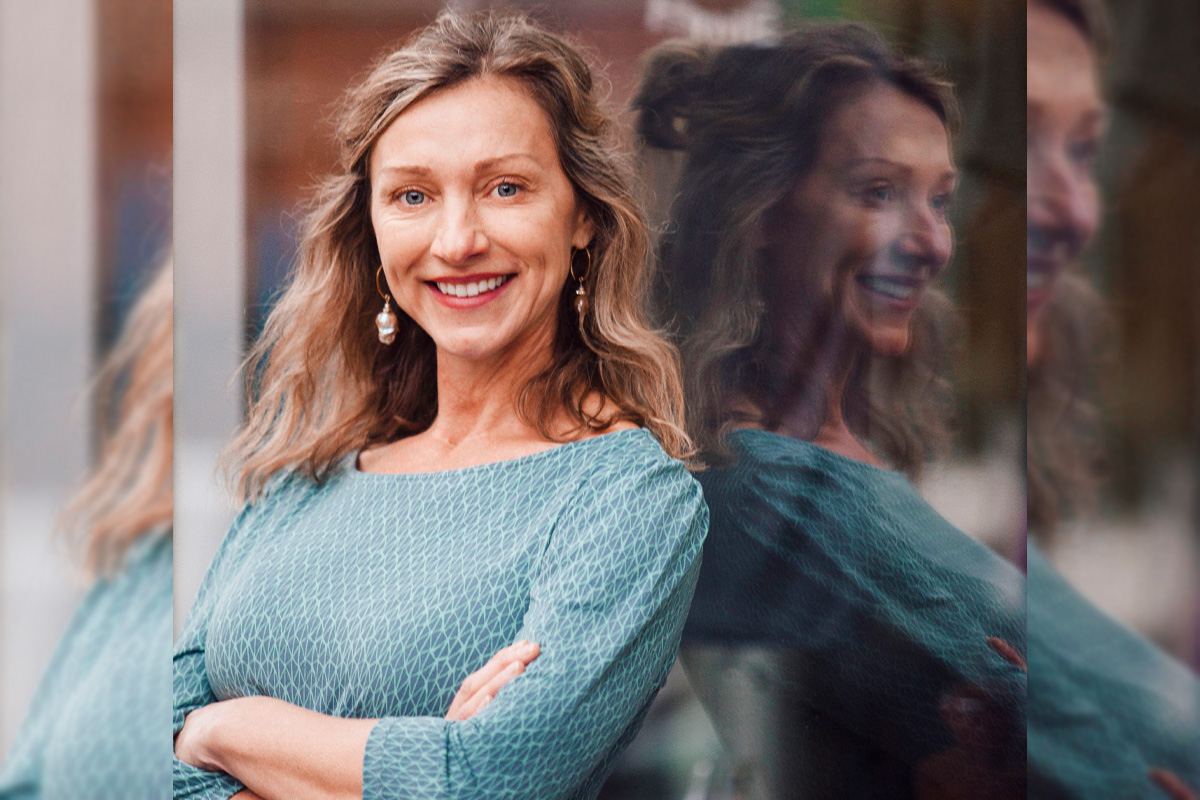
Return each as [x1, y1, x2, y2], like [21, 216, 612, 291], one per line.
[561, 428, 707, 542]
[698, 429, 908, 543]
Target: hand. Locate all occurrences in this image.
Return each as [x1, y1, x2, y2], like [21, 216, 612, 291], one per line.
[445, 640, 540, 721]
[175, 702, 225, 771]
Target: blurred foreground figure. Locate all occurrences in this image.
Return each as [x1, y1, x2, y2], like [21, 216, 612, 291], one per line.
[0, 266, 172, 799]
[636, 24, 1026, 800]
[1025, 0, 1200, 796]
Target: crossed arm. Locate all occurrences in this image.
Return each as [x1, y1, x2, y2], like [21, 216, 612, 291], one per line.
[173, 460, 706, 800]
[175, 642, 539, 800]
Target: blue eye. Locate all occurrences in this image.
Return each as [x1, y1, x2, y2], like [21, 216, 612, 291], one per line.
[931, 193, 953, 213]
[863, 184, 893, 205]
[399, 189, 425, 206]
[495, 182, 519, 198]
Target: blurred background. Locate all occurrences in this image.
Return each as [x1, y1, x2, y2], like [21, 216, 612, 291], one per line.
[0, 0, 171, 753]
[1037, 0, 1200, 665]
[3, 0, 1194, 793]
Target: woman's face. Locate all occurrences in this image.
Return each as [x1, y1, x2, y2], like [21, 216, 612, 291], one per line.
[765, 82, 955, 358]
[1026, 2, 1105, 366]
[369, 75, 593, 366]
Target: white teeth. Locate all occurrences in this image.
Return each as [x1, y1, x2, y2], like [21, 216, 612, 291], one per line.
[860, 275, 916, 301]
[434, 275, 510, 297]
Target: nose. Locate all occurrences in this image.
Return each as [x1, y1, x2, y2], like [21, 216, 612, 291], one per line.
[1027, 149, 1099, 255]
[430, 197, 488, 265]
[896, 203, 953, 276]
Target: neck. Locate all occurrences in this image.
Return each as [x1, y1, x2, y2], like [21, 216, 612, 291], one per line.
[427, 324, 557, 448]
[773, 328, 883, 468]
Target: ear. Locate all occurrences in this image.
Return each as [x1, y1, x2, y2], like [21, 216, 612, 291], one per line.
[571, 205, 596, 250]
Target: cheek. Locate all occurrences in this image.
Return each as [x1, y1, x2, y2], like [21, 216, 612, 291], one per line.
[831, 214, 895, 288]
[1077, 182, 1102, 243]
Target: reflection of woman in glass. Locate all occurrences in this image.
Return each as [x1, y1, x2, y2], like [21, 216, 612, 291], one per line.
[0, 265, 172, 799]
[172, 12, 706, 800]
[635, 24, 1026, 800]
[1026, 1, 1199, 797]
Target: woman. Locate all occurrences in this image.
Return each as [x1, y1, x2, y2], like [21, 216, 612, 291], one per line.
[634, 25, 1027, 799]
[0, 265, 173, 799]
[172, 12, 706, 800]
[1025, 0, 1200, 796]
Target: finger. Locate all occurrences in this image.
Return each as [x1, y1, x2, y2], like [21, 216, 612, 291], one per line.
[447, 641, 540, 718]
[455, 660, 526, 720]
[448, 643, 522, 710]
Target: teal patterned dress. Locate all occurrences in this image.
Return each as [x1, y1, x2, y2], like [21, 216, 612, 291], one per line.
[680, 430, 1027, 799]
[173, 429, 707, 800]
[0, 534, 173, 800]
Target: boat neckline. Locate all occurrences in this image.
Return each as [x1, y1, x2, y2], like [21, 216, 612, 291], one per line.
[348, 426, 652, 479]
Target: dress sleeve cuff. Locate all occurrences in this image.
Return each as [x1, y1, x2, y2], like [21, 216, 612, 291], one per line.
[172, 757, 246, 799]
[363, 716, 451, 800]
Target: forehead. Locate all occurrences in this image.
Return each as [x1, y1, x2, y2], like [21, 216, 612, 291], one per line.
[370, 74, 556, 173]
[1027, 4, 1102, 112]
[816, 83, 952, 172]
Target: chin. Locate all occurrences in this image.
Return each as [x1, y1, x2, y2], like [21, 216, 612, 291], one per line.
[869, 330, 912, 357]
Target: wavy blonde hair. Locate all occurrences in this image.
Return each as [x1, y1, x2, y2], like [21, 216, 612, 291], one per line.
[634, 24, 959, 476]
[60, 264, 173, 577]
[226, 11, 692, 503]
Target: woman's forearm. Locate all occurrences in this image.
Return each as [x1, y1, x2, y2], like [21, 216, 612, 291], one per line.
[198, 696, 376, 800]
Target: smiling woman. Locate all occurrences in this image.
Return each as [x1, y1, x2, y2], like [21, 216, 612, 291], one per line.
[635, 26, 1027, 799]
[171, 11, 706, 800]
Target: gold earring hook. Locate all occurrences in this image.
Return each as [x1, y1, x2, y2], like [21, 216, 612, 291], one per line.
[569, 248, 592, 283]
[376, 265, 390, 301]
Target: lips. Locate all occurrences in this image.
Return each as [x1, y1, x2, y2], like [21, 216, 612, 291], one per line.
[856, 273, 925, 305]
[1026, 255, 1061, 311]
[432, 274, 511, 298]
[425, 272, 516, 308]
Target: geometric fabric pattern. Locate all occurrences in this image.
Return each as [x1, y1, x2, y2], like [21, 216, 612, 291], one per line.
[173, 429, 707, 799]
[0, 534, 173, 800]
[681, 430, 1028, 798]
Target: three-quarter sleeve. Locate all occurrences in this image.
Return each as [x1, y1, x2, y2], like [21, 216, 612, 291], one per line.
[361, 455, 708, 800]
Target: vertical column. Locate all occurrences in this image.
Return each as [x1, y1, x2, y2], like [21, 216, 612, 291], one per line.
[0, 0, 96, 752]
[174, 0, 245, 629]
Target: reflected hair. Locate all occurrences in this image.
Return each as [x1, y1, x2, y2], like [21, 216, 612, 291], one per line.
[61, 264, 173, 577]
[1027, 272, 1108, 538]
[1027, 0, 1112, 539]
[634, 23, 958, 476]
[226, 10, 692, 503]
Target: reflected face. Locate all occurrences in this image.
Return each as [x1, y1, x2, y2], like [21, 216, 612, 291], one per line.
[1027, 2, 1105, 365]
[369, 75, 593, 365]
[766, 83, 955, 357]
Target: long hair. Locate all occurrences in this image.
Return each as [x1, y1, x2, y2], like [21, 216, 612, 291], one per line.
[634, 24, 959, 476]
[226, 11, 693, 503]
[1027, 272, 1109, 538]
[60, 264, 173, 577]
[1026, 0, 1113, 539]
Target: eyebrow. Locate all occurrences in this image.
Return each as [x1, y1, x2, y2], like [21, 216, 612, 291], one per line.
[1027, 99, 1109, 128]
[374, 153, 542, 181]
[840, 157, 957, 182]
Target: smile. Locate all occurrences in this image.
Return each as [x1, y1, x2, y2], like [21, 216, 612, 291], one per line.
[433, 274, 511, 298]
[857, 274, 922, 302]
